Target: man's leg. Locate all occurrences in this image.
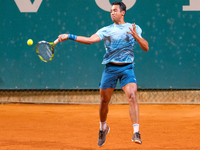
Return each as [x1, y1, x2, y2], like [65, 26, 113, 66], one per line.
[122, 83, 138, 124]
[99, 88, 115, 123]
[98, 88, 114, 147]
[122, 83, 142, 144]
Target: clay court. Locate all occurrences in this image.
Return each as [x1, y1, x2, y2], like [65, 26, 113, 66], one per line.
[0, 104, 199, 150]
[1, 1, 200, 150]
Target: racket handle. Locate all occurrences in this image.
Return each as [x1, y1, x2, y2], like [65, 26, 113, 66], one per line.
[54, 39, 59, 45]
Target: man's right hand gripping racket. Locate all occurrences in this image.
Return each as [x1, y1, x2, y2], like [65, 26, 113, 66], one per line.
[35, 38, 59, 63]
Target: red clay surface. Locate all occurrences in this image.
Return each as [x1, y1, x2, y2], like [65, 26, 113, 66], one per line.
[0, 104, 199, 150]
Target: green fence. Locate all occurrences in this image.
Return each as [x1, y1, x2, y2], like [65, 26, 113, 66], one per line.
[0, 0, 199, 89]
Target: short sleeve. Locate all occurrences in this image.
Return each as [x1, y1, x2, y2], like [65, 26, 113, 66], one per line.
[136, 25, 142, 38]
[95, 27, 107, 40]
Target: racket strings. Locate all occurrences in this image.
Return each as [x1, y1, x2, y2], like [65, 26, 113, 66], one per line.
[37, 43, 53, 61]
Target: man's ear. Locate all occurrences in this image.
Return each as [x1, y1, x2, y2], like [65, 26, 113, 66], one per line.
[121, 10, 125, 16]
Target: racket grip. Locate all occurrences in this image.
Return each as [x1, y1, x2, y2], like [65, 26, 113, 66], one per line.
[54, 39, 59, 45]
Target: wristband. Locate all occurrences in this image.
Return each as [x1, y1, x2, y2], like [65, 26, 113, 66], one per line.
[68, 34, 77, 41]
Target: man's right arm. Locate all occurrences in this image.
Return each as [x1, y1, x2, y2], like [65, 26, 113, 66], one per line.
[58, 34, 101, 45]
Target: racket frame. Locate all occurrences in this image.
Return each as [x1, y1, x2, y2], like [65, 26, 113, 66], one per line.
[36, 39, 58, 63]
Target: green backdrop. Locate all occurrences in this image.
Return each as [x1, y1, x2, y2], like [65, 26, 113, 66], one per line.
[0, 0, 199, 89]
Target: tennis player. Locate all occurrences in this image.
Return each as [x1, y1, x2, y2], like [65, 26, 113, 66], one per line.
[58, 1, 149, 147]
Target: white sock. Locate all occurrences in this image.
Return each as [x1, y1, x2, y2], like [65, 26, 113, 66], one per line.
[100, 121, 107, 131]
[133, 124, 139, 133]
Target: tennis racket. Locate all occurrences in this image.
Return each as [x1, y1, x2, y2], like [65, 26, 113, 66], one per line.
[35, 39, 59, 63]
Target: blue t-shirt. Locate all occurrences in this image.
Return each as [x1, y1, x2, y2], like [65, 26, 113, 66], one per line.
[96, 23, 142, 64]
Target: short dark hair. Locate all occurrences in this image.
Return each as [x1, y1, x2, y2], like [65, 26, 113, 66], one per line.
[112, 1, 126, 13]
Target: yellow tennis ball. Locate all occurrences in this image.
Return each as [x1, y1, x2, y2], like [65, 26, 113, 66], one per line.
[27, 39, 33, 45]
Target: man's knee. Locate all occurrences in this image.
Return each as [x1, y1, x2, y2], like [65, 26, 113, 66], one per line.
[127, 93, 137, 103]
[100, 88, 114, 105]
[100, 96, 110, 105]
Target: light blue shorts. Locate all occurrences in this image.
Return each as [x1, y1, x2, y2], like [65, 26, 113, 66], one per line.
[99, 63, 137, 89]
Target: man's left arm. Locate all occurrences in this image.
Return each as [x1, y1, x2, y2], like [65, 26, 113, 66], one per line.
[127, 23, 149, 51]
[135, 37, 149, 52]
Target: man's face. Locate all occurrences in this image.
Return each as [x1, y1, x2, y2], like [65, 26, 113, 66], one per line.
[110, 5, 124, 23]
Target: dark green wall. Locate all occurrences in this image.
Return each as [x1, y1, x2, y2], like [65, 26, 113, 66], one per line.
[0, 0, 199, 89]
